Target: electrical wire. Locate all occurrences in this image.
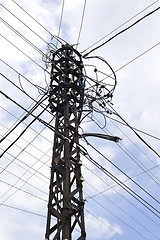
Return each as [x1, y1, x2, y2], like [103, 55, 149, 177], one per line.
[0, 117, 52, 161]
[0, 94, 46, 144]
[83, 137, 160, 206]
[0, 33, 50, 74]
[84, 190, 157, 240]
[0, 166, 48, 195]
[4, 73, 156, 221]
[82, 112, 160, 194]
[82, 0, 159, 53]
[0, 94, 41, 141]
[0, 202, 46, 218]
[0, 3, 48, 45]
[0, 145, 50, 183]
[1, 1, 67, 47]
[86, 40, 160, 96]
[81, 102, 160, 177]
[84, 155, 160, 200]
[1, 87, 160, 232]
[11, 0, 54, 38]
[0, 105, 53, 147]
[85, 180, 160, 239]
[1, 50, 160, 221]
[0, 179, 47, 203]
[85, 208, 127, 240]
[0, 90, 68, 144]
[105, 114, 160, 141]
[83, 163, 160, 228]
[108, 103, 160, 159]
[83, 6, 160, 57]
[0, 126, 51, 176]
[115, 41, 160, 73]
[0, 60, 46, 93]
[0, 148, 51, 205]
[1, 3, 160, 234]
[76, 0, 87, 47]
[0, 18, 45, 57]
[57, 0, 65, 41]
[90, 114, 160, 185]
[81, 149, 160, 218]
[0, 96, 48, 159]
[108, 116, 160, 170]
[0, 146, 49, 183]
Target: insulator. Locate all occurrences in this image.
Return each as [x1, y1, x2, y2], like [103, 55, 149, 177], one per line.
[66, 91, 71, 96]
[78, 160, 82, 166]
[80, 175, 84, 181]
[49, 102, 54, 108]
[50, 95, 55, 99]
[69, 78, 74, 84]
[54, 156, 60, 164]
[59, 80, 64, 84]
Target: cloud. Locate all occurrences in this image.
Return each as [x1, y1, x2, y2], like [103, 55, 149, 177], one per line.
[85, 213, 123, 240]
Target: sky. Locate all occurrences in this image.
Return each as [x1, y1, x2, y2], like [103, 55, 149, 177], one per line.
[1, 0, 160, 239]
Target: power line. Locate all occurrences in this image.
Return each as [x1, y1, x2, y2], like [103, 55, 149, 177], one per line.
[0, 105, 53, 147]
[85, 190, 156, 240]
[0, 89, 76, 146]
[0, 119, 51, 162]
[0, 94, 45, 144]
[85, 208, 127, 240]
[108, 103, 160, 159]
[82, 0, 159, 53]
[83, 163, 160, 228]
[57, 0, 65, 41]
[4, 76, 156, 219]
[1, 18, 45, 56]
[115, 41, 160, 73]
[0, 179, 47, 203]
[83, 6, 160, 57]
[0, 148, 50, 205]
[84, 138, 160, 206]
[0, 60, 46, 93]
[85, 181, 160, 239]
[0, 159, 48, 195]
[0, 202, 46, 218]
[0, 148, 49, 183]
[82, 114, 159, 203]
[106, 114, 160, 141]
[2, 1, 67, 47]
[1, 61, 160, 220]
[90, 115, 160, 185]
[81, 150, 160, 218]
[0, 96, 48, 159]
[3, 97, 159, 221]
[11, 0, 54, 38]
[1, 3, 48, 45]
[0, 94, 41, 142]
[76, 0, 87, 47]
[0, 33, 49, 73]
[107, 116, 160, 170]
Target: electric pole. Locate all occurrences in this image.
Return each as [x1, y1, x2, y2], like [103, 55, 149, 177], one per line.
[45, 44, 86, 240]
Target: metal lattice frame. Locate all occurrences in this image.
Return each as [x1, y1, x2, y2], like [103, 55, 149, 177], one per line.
[45, 44, 86, 240]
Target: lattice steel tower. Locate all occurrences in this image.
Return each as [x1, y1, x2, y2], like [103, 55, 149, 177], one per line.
[45, 44, 86, 240]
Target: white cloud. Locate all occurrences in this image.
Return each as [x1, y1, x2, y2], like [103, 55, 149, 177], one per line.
[85, 213, 123, 240]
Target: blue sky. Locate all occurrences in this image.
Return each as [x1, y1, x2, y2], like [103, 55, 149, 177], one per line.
[1, 0, 160, 239]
